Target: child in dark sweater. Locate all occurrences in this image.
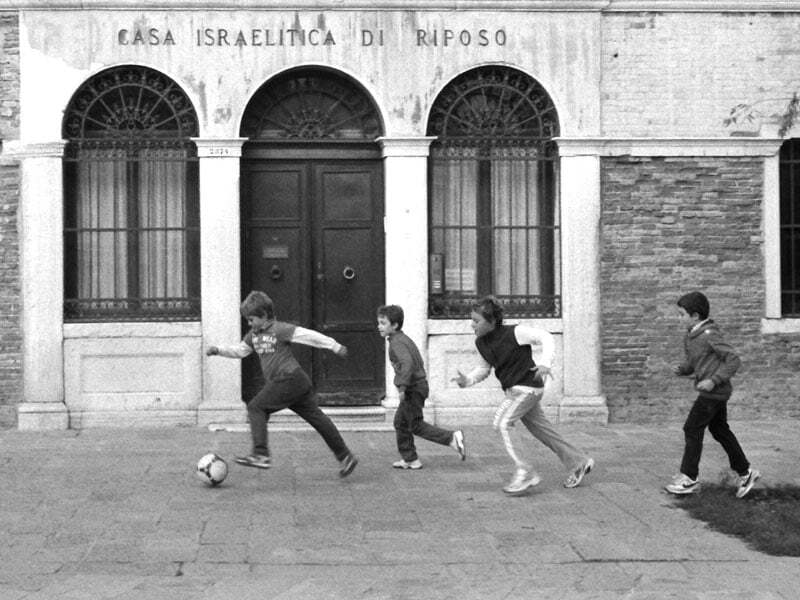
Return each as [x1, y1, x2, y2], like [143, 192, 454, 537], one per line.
[665, 291, 759, 498]
[377, 305, 465, 469]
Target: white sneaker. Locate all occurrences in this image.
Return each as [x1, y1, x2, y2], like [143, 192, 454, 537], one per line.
[393, 459, 423, 470]
[503, 469, 541, 496]
[665, 473, 699, 495]
[451, 430, 466, 460]
[736, 468, 761, 499]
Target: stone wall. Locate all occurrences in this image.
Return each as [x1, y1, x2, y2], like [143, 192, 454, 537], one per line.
[0, 12, 20, 428]
[600, 155, 800, 422]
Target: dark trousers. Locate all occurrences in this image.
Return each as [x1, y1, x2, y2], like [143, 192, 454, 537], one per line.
[247, 369, 350, 462]
[680, 394, 750, 480]
[394, 389, 453, 462]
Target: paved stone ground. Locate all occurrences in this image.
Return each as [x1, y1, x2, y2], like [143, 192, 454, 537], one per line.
[1, 419, 799, 599]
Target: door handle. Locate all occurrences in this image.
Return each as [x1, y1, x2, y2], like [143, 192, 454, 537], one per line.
[342, 266, 356, 281]
[270, 265, 283, 281]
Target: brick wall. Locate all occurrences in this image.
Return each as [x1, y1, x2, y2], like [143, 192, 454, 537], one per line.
[600, 156, 800, 422]
[0, 12, 20, 428]
[602, 12, 800, 137]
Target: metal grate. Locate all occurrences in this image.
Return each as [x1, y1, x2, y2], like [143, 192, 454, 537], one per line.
[427, 67, 561, 319]
[62, 66, 200, 322]
[240, 68, 382, 141]
[780, 139, 800, 316]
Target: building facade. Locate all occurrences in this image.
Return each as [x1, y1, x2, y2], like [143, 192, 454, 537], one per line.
[0, 0, 799, 430]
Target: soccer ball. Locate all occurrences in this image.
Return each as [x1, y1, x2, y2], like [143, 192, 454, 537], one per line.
[196, 453, 228, 486]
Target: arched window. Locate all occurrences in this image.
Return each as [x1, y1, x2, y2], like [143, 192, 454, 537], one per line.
[62, 66, 200, 321]
[780, 139, 800, 315]
[427, 66, 560, 318]
[240, 68, 382, 141]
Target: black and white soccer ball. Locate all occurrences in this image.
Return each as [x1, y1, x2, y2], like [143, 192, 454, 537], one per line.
[196, 453, 228, 486]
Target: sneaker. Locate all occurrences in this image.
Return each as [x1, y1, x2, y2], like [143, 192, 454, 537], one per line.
[451, 430, 467, 461]
[339, 454, 358, 478]
[503, 469, 541, 496]
[735, 468, 761, 499]
[234, 454, 271, 469]
[564, 458, 595, 488]
[665, 473, 699, 495]
[392, 459, 423, 470]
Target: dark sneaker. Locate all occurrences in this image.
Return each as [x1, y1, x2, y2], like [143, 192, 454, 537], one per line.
[339, 454, 358, 478]
[736, 468, 761, 499]
[564, 458, 595, 488]
[451, 430, 467, 461]
[234, 454, 271, 469]
[665, 473, 699, 495]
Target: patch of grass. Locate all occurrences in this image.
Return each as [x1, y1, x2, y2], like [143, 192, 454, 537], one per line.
[675, 481, 800, 556]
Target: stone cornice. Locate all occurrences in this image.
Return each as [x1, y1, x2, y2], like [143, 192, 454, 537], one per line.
[0, 0, 798, 11]
[377, 136, 437, 157]
[0, 0, 610, 11]
[0, 140, 66, 161]
[555, 137, 783, 157]
[192, 137, 247, 158]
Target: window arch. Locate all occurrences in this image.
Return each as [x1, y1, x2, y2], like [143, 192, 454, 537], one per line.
[240, 67, 382, 141]
[62, 65, 200, 321]
[427, 66, 560, 318]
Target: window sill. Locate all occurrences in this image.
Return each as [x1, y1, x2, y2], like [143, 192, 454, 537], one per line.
[427, 318, 563, 335]
[64, 321, 202, 338]
[760, 318, 800, 335]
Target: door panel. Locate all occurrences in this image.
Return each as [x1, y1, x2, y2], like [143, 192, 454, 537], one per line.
[241, 159, 384, 405]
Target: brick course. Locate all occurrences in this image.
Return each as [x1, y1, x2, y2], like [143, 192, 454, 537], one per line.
[0, 12, 20, 428]
[600, 156, 800, 422]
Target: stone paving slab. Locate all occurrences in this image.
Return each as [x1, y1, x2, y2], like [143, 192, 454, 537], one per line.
[1, 420, 799, 599]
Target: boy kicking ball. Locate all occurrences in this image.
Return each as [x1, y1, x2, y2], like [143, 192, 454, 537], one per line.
[665, 291, 760, 499]
[206, 290, 358, 478]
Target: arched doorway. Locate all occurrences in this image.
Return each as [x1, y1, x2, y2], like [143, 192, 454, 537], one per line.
[239, 67, 385, 405]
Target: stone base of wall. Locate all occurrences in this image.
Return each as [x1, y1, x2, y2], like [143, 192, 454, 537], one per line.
[17, 402, 68, 430]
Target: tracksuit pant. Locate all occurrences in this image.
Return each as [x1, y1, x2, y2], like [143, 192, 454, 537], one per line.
[493, 385, 586, 474]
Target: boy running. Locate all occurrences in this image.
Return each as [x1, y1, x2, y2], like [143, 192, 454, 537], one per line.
[453, 296, 594, 496]
[378, 305, 466, 469]
[665, 291, 759, 498]
[206, 290, 358, 477]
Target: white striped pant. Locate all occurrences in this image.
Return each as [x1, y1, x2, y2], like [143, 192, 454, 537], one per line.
[493, 385, 586, 473]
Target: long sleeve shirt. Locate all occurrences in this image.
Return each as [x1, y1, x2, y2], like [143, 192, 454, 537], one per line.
[215, 320, 342, 381]
[386, 331, 428, 395]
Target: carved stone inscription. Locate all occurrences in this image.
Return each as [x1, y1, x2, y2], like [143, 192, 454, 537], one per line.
[117, 25, 507, 48]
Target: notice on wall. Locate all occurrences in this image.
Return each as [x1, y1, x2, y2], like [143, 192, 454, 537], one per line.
[445, 268, 476, 293]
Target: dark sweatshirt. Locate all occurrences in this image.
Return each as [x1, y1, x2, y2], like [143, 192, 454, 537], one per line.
[676, 319, 741, 400]
[387, 331, 429, 398]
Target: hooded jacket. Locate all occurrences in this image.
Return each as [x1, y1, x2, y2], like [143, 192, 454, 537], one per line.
[676, 319, 741, 400]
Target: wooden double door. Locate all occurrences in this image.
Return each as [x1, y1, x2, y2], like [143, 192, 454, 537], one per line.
[241, 159, 385, 405]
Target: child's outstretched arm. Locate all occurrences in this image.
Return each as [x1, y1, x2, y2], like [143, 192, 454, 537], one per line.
[452, 359, 491, 388]
[206, 341, 252, 358]
[291, 326, 348, 357]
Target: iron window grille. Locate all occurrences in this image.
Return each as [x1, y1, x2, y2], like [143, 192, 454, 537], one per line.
[427, 67, 561, 319]
[240, 68, 382, 142]
[780, 139, 800, 316]
[62, 66, 200, 322]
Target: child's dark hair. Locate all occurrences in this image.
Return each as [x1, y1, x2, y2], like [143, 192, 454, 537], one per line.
[677, 291, 710, 320]
[472, 295, 504, 326]
[377, 304, 404, 330]
[241, 290, 275, 320]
